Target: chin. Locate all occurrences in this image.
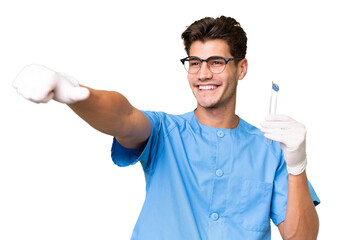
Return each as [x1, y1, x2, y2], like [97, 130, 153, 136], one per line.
[197, 101, 220, 109]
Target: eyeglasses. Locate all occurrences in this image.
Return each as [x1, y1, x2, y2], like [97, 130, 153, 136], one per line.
[180, 56, 240, 74]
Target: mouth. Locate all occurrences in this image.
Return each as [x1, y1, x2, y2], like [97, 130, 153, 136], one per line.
[197, 84, 219, 91]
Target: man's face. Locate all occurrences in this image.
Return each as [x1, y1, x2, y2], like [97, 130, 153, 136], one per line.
[187, 39, 247, 110]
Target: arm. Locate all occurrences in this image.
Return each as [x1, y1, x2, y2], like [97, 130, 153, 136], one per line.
[261, 115, 319, 239]
[277, 171, 319, 239]
[13, 64, 151, 150]
[68, 87, 151, 149]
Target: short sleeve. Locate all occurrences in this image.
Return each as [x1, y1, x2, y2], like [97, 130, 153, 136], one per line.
[111, 111, 161, 172]
[270, 152, 321, 226]
[270, 153, 289, 226]
[308, 180, 321, 206]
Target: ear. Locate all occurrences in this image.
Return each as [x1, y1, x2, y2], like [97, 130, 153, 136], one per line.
[237, 58, 248, 80]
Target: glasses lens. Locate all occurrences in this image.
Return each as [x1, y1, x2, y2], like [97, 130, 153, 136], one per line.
[183, 57, 200, 73]
[208, 57, 226, 73]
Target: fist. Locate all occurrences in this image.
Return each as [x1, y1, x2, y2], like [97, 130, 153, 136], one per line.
[260, 115, 307, 175]
[13, 64, 90, 104]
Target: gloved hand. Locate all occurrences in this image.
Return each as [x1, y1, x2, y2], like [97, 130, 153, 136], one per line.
[13, 64, 90, 104]
[260, 115, 307, 175]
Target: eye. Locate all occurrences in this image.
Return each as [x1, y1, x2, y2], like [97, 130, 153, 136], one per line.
[189, 59, 201, 67]
[209, 58, 225, 66]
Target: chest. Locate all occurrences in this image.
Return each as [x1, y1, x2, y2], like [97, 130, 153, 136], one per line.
[154, 128, 278, 188]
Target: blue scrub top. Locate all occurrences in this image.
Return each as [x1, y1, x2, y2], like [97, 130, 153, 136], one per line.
[111, 111, 320, 240]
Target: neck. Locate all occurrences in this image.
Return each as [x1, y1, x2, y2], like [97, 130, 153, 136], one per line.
[194, 104, 239, 129]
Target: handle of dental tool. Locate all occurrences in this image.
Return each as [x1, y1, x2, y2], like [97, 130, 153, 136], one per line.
[269, 82, 279, 115]
[268, 82, 279, 143]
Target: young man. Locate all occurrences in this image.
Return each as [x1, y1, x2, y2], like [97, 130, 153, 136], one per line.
[13, 16, 319, 240]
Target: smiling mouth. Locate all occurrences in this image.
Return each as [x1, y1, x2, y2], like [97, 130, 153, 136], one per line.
[197, 85, 219, 90]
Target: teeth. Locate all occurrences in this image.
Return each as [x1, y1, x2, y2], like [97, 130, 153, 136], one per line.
[199, 85, 217, 90]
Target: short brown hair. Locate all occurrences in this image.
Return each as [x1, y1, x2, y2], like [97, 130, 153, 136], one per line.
[181, 16, 247, 61]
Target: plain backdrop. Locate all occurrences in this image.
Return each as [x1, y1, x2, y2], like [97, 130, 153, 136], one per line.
[1, 0, 359, 239]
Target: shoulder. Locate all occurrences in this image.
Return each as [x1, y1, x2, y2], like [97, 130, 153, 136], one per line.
[238, 117, 265, 139]
[239, 117, 283, 160]
[141, 110, 192, 134]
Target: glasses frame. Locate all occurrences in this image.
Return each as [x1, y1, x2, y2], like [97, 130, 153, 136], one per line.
[180, 56, 241, 74]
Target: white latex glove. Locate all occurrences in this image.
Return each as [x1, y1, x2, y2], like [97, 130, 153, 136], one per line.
[260, 115, 307, 175]
[13, 64, 90, 104]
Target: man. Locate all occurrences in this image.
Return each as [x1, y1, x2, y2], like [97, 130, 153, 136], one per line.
[13, 16, 319, 239]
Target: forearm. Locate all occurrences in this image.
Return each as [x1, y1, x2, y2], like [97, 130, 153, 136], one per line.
[282, 171, 319, 239]
[68, 86, 134, 137]
[13, 64, 147, 141]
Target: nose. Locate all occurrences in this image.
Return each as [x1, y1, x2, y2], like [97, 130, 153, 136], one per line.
[198, 61, 213, 81]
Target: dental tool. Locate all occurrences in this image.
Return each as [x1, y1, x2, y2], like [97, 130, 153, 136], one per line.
[269, 81, 279, 144]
